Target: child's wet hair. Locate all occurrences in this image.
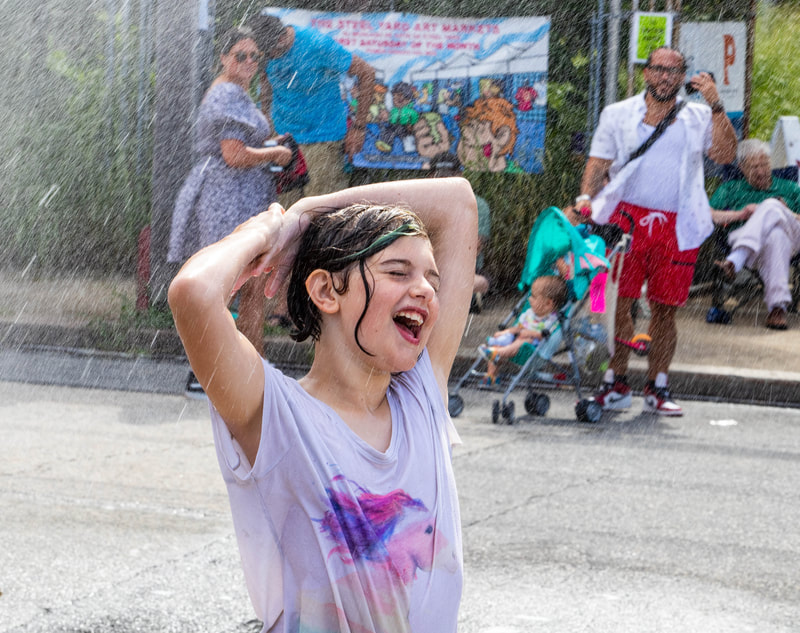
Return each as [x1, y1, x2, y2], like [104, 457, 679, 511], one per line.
[534, 275, 569, 310]
[286, 203, 429, 353]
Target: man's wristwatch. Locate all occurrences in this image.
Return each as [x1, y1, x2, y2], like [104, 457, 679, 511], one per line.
[709, 100, 725, 114]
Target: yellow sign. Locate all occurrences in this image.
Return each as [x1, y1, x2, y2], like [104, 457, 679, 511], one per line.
[630, 12, 674, 64]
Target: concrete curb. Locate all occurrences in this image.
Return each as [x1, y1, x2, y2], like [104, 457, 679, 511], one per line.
[3, 320, 800, 408]
[642, 362, 800, 408]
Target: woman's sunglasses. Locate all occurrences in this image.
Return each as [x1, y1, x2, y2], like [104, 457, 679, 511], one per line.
[234, 51, 262, 63]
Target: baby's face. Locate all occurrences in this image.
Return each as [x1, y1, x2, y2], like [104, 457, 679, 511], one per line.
[528, 287, 555, 318]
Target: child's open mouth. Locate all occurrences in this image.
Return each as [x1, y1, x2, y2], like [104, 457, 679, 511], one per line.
[393, 309, 424, 341]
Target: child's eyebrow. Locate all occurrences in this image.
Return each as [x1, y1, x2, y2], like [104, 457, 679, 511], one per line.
[378, 258, 410, 266]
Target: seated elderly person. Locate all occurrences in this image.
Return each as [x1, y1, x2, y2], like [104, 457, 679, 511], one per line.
[711, 138, 800, 330]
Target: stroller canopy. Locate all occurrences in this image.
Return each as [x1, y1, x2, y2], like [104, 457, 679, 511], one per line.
[518, 206, 609, 299]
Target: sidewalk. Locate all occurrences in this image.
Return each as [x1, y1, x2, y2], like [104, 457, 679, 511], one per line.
[2, 270, 800, 406]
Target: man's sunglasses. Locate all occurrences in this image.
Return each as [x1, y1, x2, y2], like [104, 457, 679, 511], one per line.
[234, 51, 262, 63]
[645, 64, 685, 76]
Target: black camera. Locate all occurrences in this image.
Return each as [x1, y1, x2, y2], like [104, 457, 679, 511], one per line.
[685, 71, 715, 94]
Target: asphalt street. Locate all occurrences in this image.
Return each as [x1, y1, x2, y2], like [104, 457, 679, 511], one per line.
[2, 368, 800, 632]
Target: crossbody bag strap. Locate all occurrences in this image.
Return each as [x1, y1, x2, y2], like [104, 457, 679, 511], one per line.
[626, 100, 687, 165]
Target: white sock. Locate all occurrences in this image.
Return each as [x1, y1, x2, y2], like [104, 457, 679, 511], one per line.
[655, 372, 668, 388]
[603, 369, 615, 384]
[727, 247, 751, 273]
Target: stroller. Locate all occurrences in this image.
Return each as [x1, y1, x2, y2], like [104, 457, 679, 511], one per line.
[448, 206, 649, 424]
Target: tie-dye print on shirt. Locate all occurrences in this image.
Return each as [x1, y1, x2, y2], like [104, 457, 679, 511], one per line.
[210, 349, 462, 633]
[304, 476, 457, 630]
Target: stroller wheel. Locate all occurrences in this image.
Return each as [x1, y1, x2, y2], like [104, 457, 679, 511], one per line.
[491, 400, 501, 424]
[502, 400, 516, 425]
[525, 391, 550, 417]
[448, 394, 464, 418]
[575, 399, 602, 423]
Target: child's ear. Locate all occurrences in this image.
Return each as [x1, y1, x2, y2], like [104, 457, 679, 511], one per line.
[305, 269, 340, 314]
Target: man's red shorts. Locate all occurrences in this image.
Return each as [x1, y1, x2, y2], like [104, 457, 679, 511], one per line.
[609, 202, 699, 306]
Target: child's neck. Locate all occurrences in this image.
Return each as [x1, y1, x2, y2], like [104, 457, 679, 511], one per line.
[299, 349, 394, 452]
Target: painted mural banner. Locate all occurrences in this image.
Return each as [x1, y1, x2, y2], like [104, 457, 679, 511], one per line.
[261, 8, 550, 173]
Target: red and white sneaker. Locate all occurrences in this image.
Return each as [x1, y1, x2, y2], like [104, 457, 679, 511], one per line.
[642, 382, 683, 416]
[591, 377, 632, 410]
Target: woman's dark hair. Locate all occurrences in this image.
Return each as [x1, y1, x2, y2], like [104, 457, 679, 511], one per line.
[287, 204, 429, 355]
[219, 26, 257, 56]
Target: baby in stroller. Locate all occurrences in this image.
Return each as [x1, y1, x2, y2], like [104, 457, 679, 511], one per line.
[479, 274, 569, 385]
[448, 204, 647, 424]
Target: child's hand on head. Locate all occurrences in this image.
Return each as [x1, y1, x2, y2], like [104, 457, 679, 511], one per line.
[229, 203, 289, 296]
[260, 204, 317, 298]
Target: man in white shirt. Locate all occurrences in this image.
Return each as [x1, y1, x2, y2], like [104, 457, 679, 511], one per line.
[574, 47, 736, 416]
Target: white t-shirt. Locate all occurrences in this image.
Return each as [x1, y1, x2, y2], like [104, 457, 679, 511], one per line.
[210, 349, 463, 633]
[622, 121, 684, 212]
[517, 307, 559, 333]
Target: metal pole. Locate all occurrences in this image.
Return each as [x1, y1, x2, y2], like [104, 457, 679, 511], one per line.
[742, 0, 757, 138]
[587, 7, 599, 138]
[670, 0, 682, 47]
[605, 0, 621, 106]
[118, 0, 132, 150]
[589, 0, 606, 135]
[149, 0, 203, 306]
[103, 0, 118, 170]
[627, 0, 639, 97]
[196, 0, 215, 98]
[135, 0, 154, 175]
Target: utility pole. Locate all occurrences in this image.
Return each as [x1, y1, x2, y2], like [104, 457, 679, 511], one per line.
[148, 0, 214, 306]
[626, 0, 639, 97]
[742, 0, 757, 138]
[605, 0, 621, 106]
[669, 0, 682, 46]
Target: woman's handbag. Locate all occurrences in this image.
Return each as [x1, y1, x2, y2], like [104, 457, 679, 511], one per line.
[275, 133, 310, 194]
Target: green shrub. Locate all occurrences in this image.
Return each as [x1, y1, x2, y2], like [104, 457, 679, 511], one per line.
[0, 2, 153, 274]
[749, 2, 800, 141]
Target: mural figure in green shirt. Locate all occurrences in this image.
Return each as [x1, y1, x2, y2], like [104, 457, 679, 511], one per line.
[376, 82, 420, 154]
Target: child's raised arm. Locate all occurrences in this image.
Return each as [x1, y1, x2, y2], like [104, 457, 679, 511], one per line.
[168, 204, 287, 461]
[283, 178, 478, 396]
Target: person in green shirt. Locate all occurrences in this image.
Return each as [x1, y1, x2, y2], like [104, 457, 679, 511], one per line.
[711, 139, 800, 329]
